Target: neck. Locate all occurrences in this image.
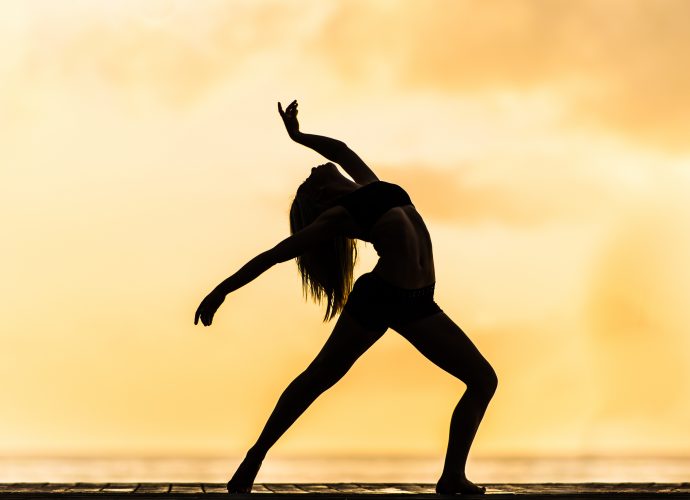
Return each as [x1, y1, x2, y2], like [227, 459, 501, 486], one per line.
[319, 179, 359, 203]
[330, 181, 359, 197]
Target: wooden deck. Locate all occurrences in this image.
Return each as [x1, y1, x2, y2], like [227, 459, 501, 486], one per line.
[0, 483, 688, 498]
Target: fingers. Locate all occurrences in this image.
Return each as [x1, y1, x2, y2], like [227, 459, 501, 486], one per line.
[194, 304, 212, 326]
[278, 100, 298, 118]
[287, 100, 297, 115]
[196, 310, 211, 326]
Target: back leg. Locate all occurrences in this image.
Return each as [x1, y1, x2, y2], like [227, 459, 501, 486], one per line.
[228, 311, 387, 493]
[395, 311, 497, 495]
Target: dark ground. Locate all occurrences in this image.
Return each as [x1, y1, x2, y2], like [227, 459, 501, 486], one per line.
[1, 482, 689, 499]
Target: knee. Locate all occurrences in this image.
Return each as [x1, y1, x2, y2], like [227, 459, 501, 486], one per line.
[468, 363, 498, 402]
[485, 365, 498, 397]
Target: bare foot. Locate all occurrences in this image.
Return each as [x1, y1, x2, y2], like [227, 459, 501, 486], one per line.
[227, 454, 263, 494]
[436, 475, 486, 495]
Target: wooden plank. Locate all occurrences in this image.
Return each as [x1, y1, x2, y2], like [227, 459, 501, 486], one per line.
[170, 484, 205, 494]
[251, 484, 273, 493]
[199, 483, 273, 494]
[392, 484, 435, 493]
[36, 483, 77, 493]
[327, 483, 367, 493]
[101, 483, 138, 493]
[357, 483, 406, 493]
[263, 484, 306, 493]
[0, 486, 25, 492]
[370, 486, 415, 494]
[297, 484, 343, 494]
[201, 484, 228, 494]
[659, 484, 690, 493]
[0, 484, 48, 493]
[67, 484, 108, 493]
[134, 483, 172, 494]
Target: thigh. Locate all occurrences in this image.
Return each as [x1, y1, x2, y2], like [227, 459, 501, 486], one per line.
[393, 311, 493, 385]
[308, 311, 387, 373]
[342, 272, 391, 332]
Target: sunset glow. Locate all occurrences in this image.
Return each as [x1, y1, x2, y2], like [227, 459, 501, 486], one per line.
[2, 0, 690, 459]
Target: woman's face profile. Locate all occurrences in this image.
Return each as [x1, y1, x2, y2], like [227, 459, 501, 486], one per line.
[301, 162, 337, 194]
[307, 162, 338, 184]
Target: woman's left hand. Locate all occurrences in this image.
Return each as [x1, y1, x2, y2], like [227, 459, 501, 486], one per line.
[194, 290, 225, 326]
[278, 99, 300, 138]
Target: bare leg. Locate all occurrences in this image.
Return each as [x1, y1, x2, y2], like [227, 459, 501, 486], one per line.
[395, 312, 497, 495]
[227, 312, 386, 493]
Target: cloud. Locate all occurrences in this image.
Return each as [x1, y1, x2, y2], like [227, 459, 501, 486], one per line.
[9, 1, 689, 149]
[377, 163, 612, 226]
[2, 2, 311, 106]
[584, 194, 690, 421]
[311, 0, 690, 151]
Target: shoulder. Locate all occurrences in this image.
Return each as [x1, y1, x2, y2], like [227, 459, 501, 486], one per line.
[314, 205, 360, 238]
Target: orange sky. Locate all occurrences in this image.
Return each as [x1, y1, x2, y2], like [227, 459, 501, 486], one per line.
[2, 0, 690, 458]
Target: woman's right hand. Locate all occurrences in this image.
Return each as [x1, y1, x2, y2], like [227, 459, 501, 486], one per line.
[278, 99, 300, 138]
[194, 290, 225, 327]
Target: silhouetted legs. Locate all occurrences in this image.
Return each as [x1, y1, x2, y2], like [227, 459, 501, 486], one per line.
[228, 310, 496, 495]
[227, 312, 386, 493]
[395, 312, 497, 495]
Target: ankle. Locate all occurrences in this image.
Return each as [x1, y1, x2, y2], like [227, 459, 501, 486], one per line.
[440, 469, 468, 481]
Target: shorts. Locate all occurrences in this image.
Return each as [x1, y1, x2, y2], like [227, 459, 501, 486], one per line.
[342, 272, 443, 332]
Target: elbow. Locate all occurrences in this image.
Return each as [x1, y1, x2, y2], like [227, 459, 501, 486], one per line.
[328, 141, 350, 163]
[263, 246, 291, 266]
[257, 249, 280, 270]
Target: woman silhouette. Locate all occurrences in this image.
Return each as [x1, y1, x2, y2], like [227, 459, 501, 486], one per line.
[194, 101, 497, 495]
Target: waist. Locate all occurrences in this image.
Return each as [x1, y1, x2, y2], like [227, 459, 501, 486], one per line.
[369, 271, 436, 298]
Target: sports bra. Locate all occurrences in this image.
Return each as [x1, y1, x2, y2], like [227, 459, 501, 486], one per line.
[334, 181, 413, 240]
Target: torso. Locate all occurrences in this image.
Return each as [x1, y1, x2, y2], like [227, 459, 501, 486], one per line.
[332, 182, 436, 289]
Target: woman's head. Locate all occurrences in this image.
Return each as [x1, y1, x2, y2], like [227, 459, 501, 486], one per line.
[297, 162, 346, 204]
[289, 164, 358, 321]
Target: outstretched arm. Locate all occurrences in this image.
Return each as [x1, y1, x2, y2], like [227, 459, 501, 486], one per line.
[194, 252, 272, 327]
[278, 100, 379, 185]
[194, 207, 345, 326]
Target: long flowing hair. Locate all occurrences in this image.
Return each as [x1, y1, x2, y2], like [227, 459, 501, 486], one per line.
[289, 183, 357, 322]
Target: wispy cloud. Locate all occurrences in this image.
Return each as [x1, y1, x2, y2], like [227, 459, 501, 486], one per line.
[0, 1, 319, 106]
[378, 163, 613, 226]
[310, 0, 690, 151]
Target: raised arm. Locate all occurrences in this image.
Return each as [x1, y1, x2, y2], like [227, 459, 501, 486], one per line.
[278, 100, 379, 185]
[194, 207, 346, 326]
